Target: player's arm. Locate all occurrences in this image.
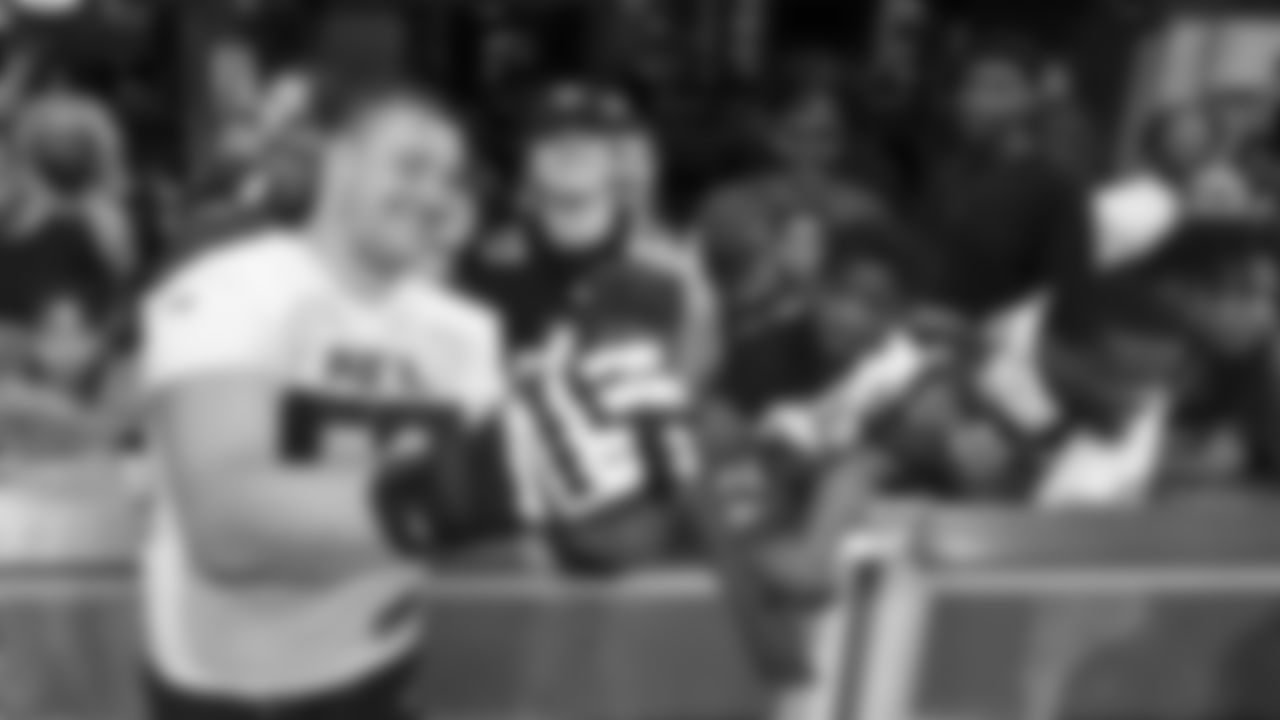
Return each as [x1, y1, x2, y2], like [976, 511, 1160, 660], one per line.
[154, 295, 541, 587]
[154, 375, 409, 586]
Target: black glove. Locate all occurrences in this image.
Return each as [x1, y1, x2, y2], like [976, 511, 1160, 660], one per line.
[371, 410, 525, 560]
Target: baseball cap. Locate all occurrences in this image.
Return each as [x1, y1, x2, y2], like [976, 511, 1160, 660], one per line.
[1092, 176, 1182, 270]
[526, 83, 637, 141]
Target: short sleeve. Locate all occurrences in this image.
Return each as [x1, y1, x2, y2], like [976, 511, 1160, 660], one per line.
[140, 249, 302, 391]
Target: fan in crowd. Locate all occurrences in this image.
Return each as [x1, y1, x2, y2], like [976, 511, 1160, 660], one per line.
[0, 79, 146, 456]
[461, 83, 718, 383]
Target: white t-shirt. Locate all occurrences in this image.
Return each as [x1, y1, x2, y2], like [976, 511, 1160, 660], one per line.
[1091, 174, 1182, 271]
[762, 332, 933, 455]
[139, 232, 505, 697]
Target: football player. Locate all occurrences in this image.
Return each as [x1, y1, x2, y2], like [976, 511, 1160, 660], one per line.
[140, 89, 498, 720]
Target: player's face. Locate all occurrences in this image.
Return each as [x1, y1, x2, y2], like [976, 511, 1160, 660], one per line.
[344, 107, 470, 277]
[526, 133, 622, 251]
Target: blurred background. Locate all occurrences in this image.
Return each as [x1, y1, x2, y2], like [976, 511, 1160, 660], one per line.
[7, 0, 1280, 719]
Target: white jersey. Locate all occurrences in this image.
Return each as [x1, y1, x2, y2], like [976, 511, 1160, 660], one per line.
[139, 232, 504, 697]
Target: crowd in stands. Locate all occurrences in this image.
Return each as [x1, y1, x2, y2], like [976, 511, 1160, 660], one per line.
[5, 0, 1280, 580]
[0, 0, 176, 460]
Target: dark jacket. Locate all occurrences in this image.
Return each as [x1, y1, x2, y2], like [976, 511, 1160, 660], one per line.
[916, 143, 1091, 320]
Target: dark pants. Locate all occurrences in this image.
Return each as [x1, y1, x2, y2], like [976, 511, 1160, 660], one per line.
[147, 653, 423, 720]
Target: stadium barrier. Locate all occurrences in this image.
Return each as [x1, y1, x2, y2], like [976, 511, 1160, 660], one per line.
[0, 459, 144, 720]
[819, 500, 1280, 720]
[5, 460, 1280, 720]
[0, 459, 778, 720]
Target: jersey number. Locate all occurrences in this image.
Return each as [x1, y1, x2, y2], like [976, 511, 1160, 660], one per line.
[278, 392, 450, 465]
